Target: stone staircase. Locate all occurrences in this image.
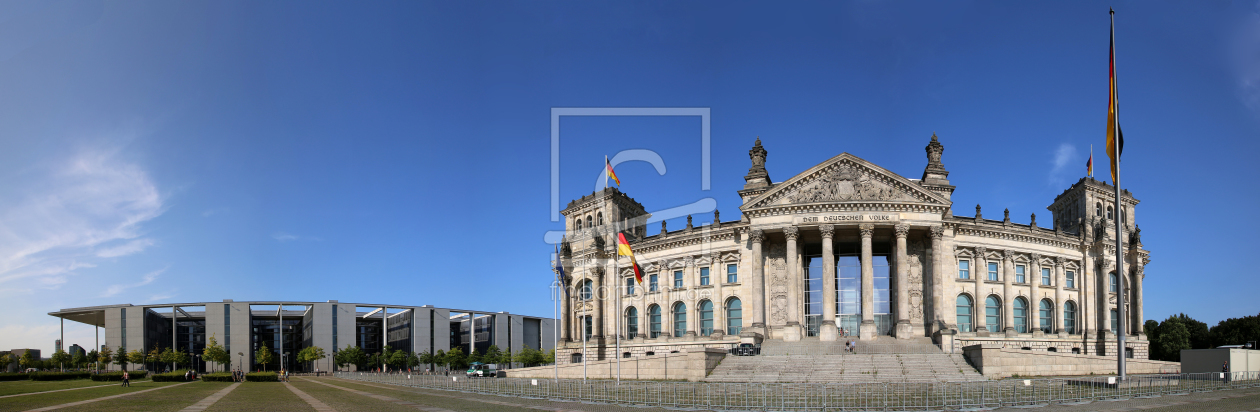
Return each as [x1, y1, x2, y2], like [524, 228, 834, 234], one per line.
[705, 337, 986, 383]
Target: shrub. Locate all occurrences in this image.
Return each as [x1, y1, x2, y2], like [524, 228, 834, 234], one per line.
[91, 371, 149, 381]
[245, 372, 278, 382]
[201, 373, 234, 382]
[29, 372, 91, 381]
[152, 370, 192, 382]
[0, 373, 28, 382]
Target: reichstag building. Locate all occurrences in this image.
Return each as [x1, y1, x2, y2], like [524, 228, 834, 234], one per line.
[556, 135, 1149, 362]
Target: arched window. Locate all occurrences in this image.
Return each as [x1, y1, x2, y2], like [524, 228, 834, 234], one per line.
[586, 215, 593, 229]
[1096, 202, 1102, 217]
[583, 315, 593, 340]
[985, 296, 1003, 333]
[597, 212, 603, 226]
[626, 307, 638, 339]
[1013, 297, 1029, 333]
[581, 279, 593, 301]
[1110, 272, 1118, 292]
[1039, 299, 1053, 334]
[672, 302, 687, 338]
[956, 295, 974, 333]
[1119, 207, 1126, 224]
[1107, 205, 1114, 220]
[1064, 301, 1077, 334]
[575, 219, 582, 231]
[648, 305, 662, 338]
[1111, 309, 1119, 332]
[726, 298, 742, 336]
[698, 300, 714, 336]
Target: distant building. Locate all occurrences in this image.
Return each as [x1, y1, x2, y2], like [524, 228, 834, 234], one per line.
[69, 344, 86, 358]
[6, 349, 41, 372]
[55, 339, 62, 353]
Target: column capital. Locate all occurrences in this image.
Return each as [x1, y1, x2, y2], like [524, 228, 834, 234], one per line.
[859, 223, 874, 238]
[894, 223, 909, 238]
[819, 224, 834, 239]
[1055, 256, 1067, 267]
[783, 226, 800, 241]
[974, 246, 987, 259]
[1030, 253, 1042, 262]
[929, 225, 944, 240]
[749, 229, 765, 244]
[1002, 249, 1016, 262]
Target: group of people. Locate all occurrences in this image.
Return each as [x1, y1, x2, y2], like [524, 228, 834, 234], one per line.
[846, 340, 859, 353]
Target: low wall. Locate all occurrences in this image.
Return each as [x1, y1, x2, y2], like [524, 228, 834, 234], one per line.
[502, 348, 726, 382]
[1182, 349, 1260, 374]
[963, 343, 1179, 379]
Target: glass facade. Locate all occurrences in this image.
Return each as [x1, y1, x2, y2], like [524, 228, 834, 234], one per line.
[803, 247, 823, 337]
[836, 254, 860, 336]
[957, 295, 973, 332]
[726, 298, 742, 335]
[872, 254, 891, 335]
[253, 317, 301, 371]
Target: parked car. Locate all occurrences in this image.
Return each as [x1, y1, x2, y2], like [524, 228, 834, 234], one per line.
[465, 362, 499, 378]
[731, 343, 761, 356]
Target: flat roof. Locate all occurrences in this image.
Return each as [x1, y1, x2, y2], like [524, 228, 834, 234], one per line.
[48, 300, 544, 327]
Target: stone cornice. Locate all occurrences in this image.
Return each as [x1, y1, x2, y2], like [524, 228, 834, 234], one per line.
[948, 216, 1082, 250]
[743, 201, 949, 219]
[631, 223, 747, 254]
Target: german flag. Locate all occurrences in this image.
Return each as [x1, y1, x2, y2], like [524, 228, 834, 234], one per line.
[616, 232, 642, 284]
[1106, 11, 1125, 183]
[606, 157, 620, 186]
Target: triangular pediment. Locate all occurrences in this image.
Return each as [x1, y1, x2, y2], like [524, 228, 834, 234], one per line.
[742, 153, 951, 211]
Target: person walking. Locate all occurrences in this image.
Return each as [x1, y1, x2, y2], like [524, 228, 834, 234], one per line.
[121, 371, 130, 387]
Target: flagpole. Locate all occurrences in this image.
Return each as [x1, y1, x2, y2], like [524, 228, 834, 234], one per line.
[1090, 145, 1093, 178]
[1110, 8, 1128, 381]
[615, 244, 621, 384]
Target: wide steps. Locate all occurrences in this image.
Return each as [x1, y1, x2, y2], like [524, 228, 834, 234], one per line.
[705, 351, 986, 384]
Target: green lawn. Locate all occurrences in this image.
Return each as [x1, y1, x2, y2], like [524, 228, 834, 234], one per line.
[203, 382, 309, 412]
[55, 381, 233, 412]
[288, 380, 417, 412]
[0, 380, 182, 411]
[0, 379, 118, 397]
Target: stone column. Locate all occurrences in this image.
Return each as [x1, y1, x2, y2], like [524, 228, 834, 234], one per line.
[1097, 259, 1109, 336]
[1055, 257, 1066, 337]
[929, 226, 946, 333]
[973, 246, 988, 335]
[1002, 250, 1015, 336]
[1030, 253, 1041, 337]
[561, 278, 572, 342]
[711, 252, 725, 338]
[859, 224, 876, 340]
[783, 226, 802, 341]
[749, 230, 766, 334]
[684, 256, 697, 338]
[595, 268, 606, 342]
[894, 223, 912, 339]
[820, 225, 838, 341]
[1132, 258, 1144, 335]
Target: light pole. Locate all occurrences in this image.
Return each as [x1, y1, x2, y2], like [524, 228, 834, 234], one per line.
[194, 355, 200, 374]
[237, 352, 243, 373]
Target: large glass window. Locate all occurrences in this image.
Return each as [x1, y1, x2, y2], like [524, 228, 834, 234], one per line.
[1015, 265, 1026, 283]
[626, 307, 638, 339]
[726, 264, 738, 283]
[1066, 271, 1076, 288]
[699, 300, 714, 337]
[672, 303, 687, 338]
[648, 305, 661, 338]
[873, 255, 892, 335]
[804, 247, 823, 337]
[1041, 268, 1052, 286]
[957, 295, 974, 333]
[673, 270, 683, 288]
[1111, 309, 1118, 332]
[1013, 297, 1029, 333]
[1039, 299, 1053, 333]
[985, 296, 1002, 333]
[581, 280, 593, 301]
[583, 315, 592, 340]
[625, 277, 634, 295]
[649, 274, 658, 292]
[958, 260, 970, 279]
[1110, 272, 1118, 292]
[726, 298, 742, 336]
[700, 267, 710, 286]
[837, 253, 861, 336]
[1064, 301, 1077, 334]
[988, 262, 999, 281]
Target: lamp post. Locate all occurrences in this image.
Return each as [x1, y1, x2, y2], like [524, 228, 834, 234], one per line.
[194, 354, 200, 374]
[237, 352, 243, 373]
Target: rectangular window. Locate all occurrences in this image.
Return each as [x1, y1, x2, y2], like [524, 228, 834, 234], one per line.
[331, 305, 338, 350]
[120, 308, 127, 350]
[649, 274, 658, 292]
[224, 304, 231, 356]
[1041, 268, 1051, 286]
[958, 260, 970, 279]
[1066, 271, 1075, 288]
[1015, 265, 1026, 283]
[625, 277, 635, 295]
[699, 267, 710, 286]
[673, 270, 683, 288]
[726, 264, 738, 283]
[988, 262, 999, 281]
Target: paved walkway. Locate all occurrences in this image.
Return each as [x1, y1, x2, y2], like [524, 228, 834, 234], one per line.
[0, 383, 117, 399]
[1013, 386, 1260, 412]
[283, 381, 335, 412]
[177, 382, 240, 412]
[21, 381, 192, 411]
[300, 378, 457, 412]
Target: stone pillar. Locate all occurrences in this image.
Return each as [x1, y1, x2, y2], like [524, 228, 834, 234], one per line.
[561, 278, 572, 342]
[783, 226, 802, 341]
[1097, 259, 1109, 335]
[1030, 254, 1041, 338]
[1054, 257, 1066, 337]
[711, 252, 725, 338]
[684, 256, 697, 338]
[859, 224, 876, 340]
[1132, 258, 1144, 335]
[894, 223, 912, 339]
[973, 247, 988, 335]
[929, 226, 946, 333]
[595, 268, 606, 342]
[749, 230, 766, 334]
[820, 225, 838, 341]
[1002, 250, 1015, 336]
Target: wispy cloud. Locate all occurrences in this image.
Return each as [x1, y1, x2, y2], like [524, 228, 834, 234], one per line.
[95, 238, 155, 258]
[201, 207, 229, 218]
[1234, 5, 1260, 115]
[272, 232, 321, 242]
[101, 266, 166, 298]
[1047, 142, 1078, 187]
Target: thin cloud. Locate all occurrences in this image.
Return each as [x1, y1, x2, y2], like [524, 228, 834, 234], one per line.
[100, 266, 166, 298]
[1048, 142, 1078, 187]
[95, 238, 155, 258]
[201, 207, 229, 217]
[272, 232, 321, 242]
[1234, 6, 1260, 114]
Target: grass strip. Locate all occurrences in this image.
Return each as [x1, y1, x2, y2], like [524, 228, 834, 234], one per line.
[19, 382, 191, 412]
[53, 381, 232, 412]
[202, 380, 310, 412]
[0, 380, 119, 397]
[291, 379, 439, 412]
[0, 381, 178, 411]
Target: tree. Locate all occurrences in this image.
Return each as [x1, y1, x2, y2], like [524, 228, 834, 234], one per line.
[113, 346, 128, 370]
[71, 350, 86, 370]
[159, 347, 179, 371]
[255, 343, 274, 371]
[300, 346, 326, 372]
[334, 345, 366, 370]
[445, 347, 467, 370]
[543, 349, 555, 365]
[497, 348, 513, 368]
[406, 351, 420, 371]
[203, 335, 228, 372]
[146, 346, 162, 371]
[98, 347, 113, 371]
[128, 349, 146, 370]
[434, 350, 446, 371]
[418, 350, 434, 370]
[0, 353, 11, 372]
[389, 349, 408, 371]
[1209, 313, 1260, 348]
[86, 350, 99, 370]
[1153, 316, 1191, 362]
[1177, 313, 1211, 349]
[19, 350, 35, 370]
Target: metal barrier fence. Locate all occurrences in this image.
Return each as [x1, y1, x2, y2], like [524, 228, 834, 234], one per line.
[334, 371, 1260, 411]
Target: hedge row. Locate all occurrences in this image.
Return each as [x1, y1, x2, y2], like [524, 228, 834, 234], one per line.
[91, 371, 148, 381]
[0, 373, 28, 381]
[30, 372, 92, 381]
[201, 373, 234, 382]
[152, 370, 192, 382]
[245, 372, 278, 382]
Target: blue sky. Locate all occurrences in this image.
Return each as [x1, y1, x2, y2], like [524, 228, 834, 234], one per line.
[1, 1, 1257, 353]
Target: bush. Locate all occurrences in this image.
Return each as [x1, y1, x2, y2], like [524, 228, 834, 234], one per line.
[245, 372, 278, 382]
[91, 371, 149, 381]
[0, 373, 28, 381]
[29, 372, 91, 381]
[201, 373, 234, 382]
[152, 370, 192, 382]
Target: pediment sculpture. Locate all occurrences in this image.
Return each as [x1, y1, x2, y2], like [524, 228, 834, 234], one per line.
[785, 163, 912, 204]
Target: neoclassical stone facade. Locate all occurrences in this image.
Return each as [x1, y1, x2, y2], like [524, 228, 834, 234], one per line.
[556, 135, 1149, 363]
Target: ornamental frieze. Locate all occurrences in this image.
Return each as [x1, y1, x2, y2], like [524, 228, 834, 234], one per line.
[782, 163, 912, 204]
